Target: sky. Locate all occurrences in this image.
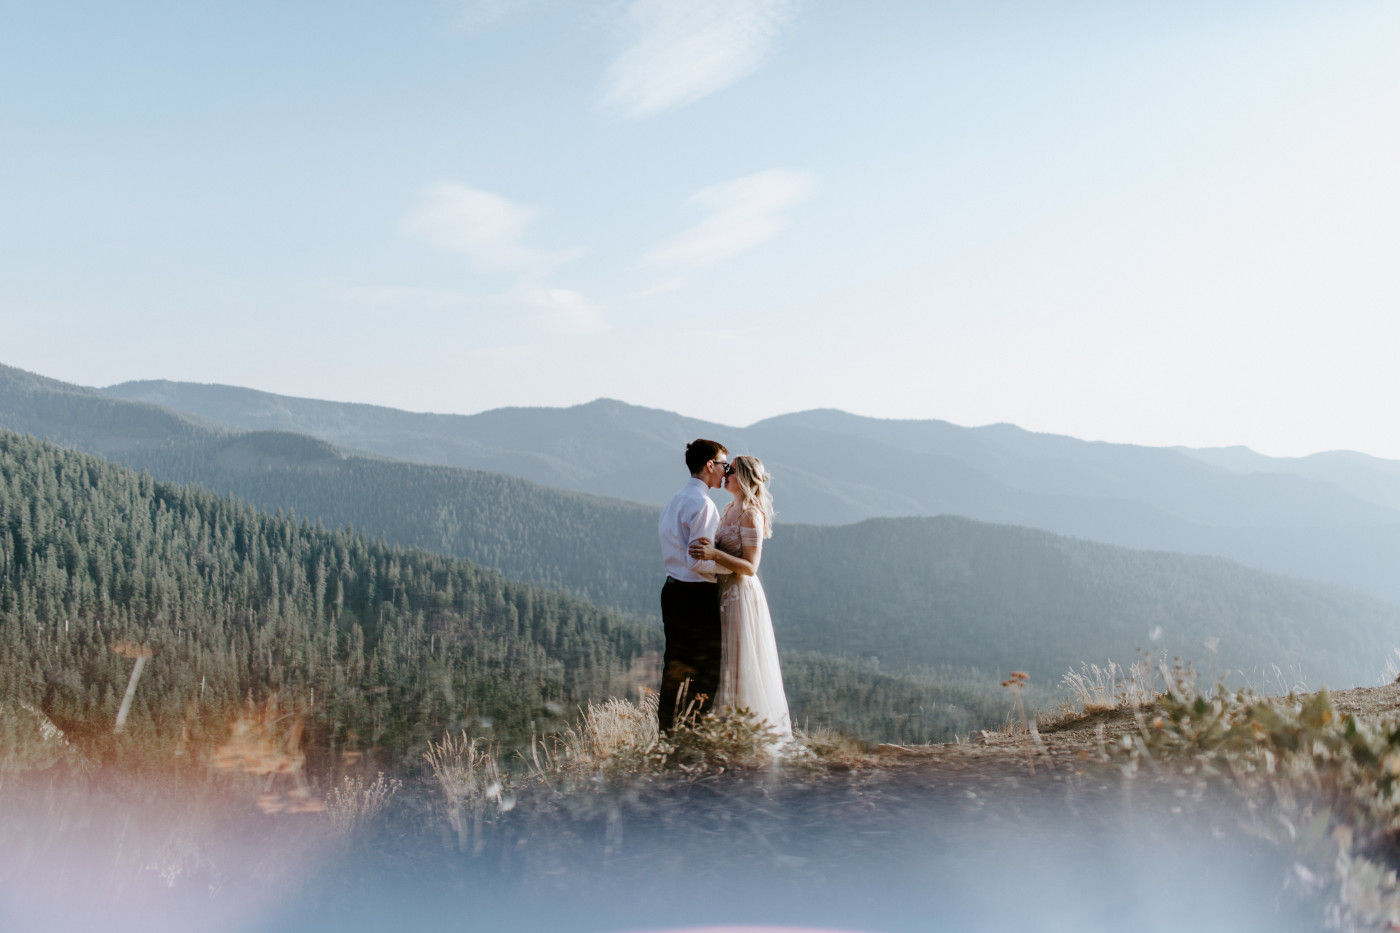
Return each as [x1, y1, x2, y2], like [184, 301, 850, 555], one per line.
[3, 1, 1399, 458]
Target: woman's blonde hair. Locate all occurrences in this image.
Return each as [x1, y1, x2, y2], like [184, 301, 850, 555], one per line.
[729, 455, 774, 539]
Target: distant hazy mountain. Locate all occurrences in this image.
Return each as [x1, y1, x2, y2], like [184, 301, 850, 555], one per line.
[1177, 445, 1400, 512]
[99, 373, 1400, 603]
[102, 378, 1400, 522]
[4, 362, 1398, 688]
[1, 365, 228, 454]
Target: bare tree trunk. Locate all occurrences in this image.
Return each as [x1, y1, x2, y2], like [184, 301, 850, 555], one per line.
[114, 655, 147, 734]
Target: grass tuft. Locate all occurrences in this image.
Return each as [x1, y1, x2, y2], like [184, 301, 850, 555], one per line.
[423, 732, 509, 852]
[559, 692, 660, 771]
[1060, 659, 1155, 712]
[324, 772, 402, 835]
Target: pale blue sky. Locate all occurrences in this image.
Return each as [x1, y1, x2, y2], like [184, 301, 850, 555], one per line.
[3, 1, 1398, 457]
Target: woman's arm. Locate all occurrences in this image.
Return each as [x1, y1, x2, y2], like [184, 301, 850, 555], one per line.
[688, 510, 764, 575]
[689, 541, 757, 576]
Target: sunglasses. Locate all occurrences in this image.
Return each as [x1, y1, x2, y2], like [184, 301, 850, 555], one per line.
[721, 461, 735, 476]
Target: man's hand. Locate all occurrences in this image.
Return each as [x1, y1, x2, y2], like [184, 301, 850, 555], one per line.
[689, 538, 717, 561]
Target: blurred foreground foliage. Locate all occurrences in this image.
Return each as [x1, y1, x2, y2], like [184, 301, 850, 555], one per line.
[1113, 684, 1400, 931]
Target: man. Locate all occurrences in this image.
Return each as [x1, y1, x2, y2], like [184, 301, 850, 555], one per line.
[656, 438, 730, 732]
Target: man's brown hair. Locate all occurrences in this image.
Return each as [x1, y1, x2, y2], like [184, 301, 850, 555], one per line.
[684, 438, 728, 475]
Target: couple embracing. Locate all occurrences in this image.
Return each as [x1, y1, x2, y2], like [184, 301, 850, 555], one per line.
[657, 438, 790, 743]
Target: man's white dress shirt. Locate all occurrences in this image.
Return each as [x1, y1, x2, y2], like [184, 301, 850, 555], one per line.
[659, 477, 728, 582]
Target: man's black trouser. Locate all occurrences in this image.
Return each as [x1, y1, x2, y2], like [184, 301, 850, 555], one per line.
[658, 577, 721, 732]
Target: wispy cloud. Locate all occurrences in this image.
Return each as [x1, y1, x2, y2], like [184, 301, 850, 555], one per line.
[598, 0, 802, 119]
[647, 169, 815, 266]
[397, 182, 606, 334]
[399, 182, 582, 276]
[517, 287, 609, 335]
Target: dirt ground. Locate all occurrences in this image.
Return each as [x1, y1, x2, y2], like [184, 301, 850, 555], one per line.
[869, 681, 1400, 786]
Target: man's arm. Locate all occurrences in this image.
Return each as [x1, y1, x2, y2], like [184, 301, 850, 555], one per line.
[692, 508, 760, 575]
[687, 496, 730, 576]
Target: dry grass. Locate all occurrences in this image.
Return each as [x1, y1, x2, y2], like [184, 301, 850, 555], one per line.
[512, 689, 832, 794]
[324, 772, 402, 835]
[795, 725, 871, 765]
[1039, 656, 1200, 732]
[1061, 659, 1155, 713]
[558, 692, 659, 769]
[529, 690, 796, 777]
[1383, 648, 1400, 685]
[423, 731, 509, 852]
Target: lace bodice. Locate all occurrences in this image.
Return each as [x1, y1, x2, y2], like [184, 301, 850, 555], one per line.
[716, 507, 764, 557]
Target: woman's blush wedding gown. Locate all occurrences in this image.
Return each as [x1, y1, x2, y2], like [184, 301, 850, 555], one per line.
[714, 512, 792, 741]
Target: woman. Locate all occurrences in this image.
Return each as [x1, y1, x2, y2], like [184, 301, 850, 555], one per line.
[688, 455, 791, 742]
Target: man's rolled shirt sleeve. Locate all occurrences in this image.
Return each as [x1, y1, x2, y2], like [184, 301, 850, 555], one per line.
[688, 495, 729, 576]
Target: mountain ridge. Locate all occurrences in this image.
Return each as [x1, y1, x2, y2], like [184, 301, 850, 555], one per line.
[89, 367, 1400, 604]
[100, 377, 1400, 524]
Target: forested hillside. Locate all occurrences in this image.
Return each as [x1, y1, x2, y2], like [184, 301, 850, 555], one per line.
[763, 517, 1400, 686]
[35, 423, 1399, 687]
[113, 429, 664, 615]
[0, 431, 655, 763]
[0, 364, 662, 610]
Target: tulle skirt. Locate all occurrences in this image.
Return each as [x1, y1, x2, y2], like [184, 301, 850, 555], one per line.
[715, 574, 791, 739]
